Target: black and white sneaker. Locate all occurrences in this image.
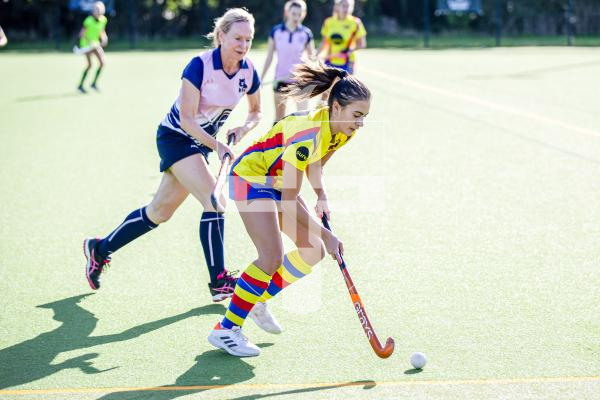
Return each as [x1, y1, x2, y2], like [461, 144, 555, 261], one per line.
[208, 323, 260, 357]
[208, 269, 238, 302]
[83, 238, 110, 290]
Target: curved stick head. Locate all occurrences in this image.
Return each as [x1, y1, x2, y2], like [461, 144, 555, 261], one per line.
[375, 337, 395, 359]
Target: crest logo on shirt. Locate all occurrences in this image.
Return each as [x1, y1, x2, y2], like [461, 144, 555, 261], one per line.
[296, 146, 309, 161]
[238, 78, 248, 93]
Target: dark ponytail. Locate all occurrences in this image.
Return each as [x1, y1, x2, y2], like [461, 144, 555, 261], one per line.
[281, 60, 370, 109]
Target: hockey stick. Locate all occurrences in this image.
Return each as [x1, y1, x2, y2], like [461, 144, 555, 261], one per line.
[321, 214, 395, 358]
[210, 133, 235, 211]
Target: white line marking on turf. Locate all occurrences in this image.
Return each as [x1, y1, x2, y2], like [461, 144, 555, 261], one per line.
[364, 68, 600, 139]
[1, 376, 599, 395]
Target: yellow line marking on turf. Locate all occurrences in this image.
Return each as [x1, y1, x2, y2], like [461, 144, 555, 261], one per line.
[2, 376, 600, 395]
[364, 68, 600, 138]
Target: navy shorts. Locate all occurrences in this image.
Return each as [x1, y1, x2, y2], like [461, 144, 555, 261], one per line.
[325, 60, 354, 75]
[156, 125, 212, 172]
[229, 175, 282, 202]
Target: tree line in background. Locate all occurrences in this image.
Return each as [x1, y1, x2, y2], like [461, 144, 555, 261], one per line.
[1, 0, 599, 43]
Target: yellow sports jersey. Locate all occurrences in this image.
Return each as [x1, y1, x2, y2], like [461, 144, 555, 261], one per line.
[320, 16, 366, 66]
[231, 107, 353, 191]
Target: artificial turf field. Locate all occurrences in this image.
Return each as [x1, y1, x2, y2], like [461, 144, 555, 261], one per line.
[1, 47, 599, 399]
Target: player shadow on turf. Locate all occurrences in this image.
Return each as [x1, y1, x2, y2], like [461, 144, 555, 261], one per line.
[96, 361, 375, 400]
[228, 379, 377, 400]
[14, 92, 85, 103]
[95, 347, 275, 400]
[0, 293, 225, 390]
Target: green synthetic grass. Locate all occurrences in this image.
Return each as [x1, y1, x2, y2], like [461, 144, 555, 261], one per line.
[1, 47, 600, 399]
[368, 34, 600, 48]
[2, 34, 599, 52]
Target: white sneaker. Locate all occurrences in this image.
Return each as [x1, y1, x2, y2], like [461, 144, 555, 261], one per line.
[248, 301, 283, 334]
[208, 324, 260, 357]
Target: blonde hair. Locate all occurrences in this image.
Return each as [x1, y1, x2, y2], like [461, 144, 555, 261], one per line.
[207, 8, 255, 48]
[93, 1, 106, 16]
[333, 0, 355, 17]
[284, 0, 307, 20]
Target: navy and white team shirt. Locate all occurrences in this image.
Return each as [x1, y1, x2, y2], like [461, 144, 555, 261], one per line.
[269, 23, 313, 82]
[161, 47, 260, 140]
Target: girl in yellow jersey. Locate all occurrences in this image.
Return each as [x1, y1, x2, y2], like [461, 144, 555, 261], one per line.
[208, 62, 371, 357]
[76, 1, 108, 92]
[318, 0, 367, 74]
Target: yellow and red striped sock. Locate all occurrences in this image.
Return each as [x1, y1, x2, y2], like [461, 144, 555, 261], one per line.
[260, 250, 313, 301]
[221, 263, 271, 329]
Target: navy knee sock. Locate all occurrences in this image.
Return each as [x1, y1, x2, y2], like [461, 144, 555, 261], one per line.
[199, 212, 225, 284]
[97, 207, 158, 258]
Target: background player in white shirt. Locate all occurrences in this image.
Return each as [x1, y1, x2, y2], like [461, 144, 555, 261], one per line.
[261, 0, 315, 122]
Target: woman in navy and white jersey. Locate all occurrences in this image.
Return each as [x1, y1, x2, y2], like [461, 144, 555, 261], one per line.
[83, 8, 262, 304]
[261, 0, 315, 122]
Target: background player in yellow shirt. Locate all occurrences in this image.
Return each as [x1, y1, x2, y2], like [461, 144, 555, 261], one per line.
[318, 0, 367, 74]
[208, 61, 372, 357]
[76, 1, 108, 92]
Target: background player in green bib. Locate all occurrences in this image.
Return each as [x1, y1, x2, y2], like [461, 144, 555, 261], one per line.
[77, 1, 108, 92]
